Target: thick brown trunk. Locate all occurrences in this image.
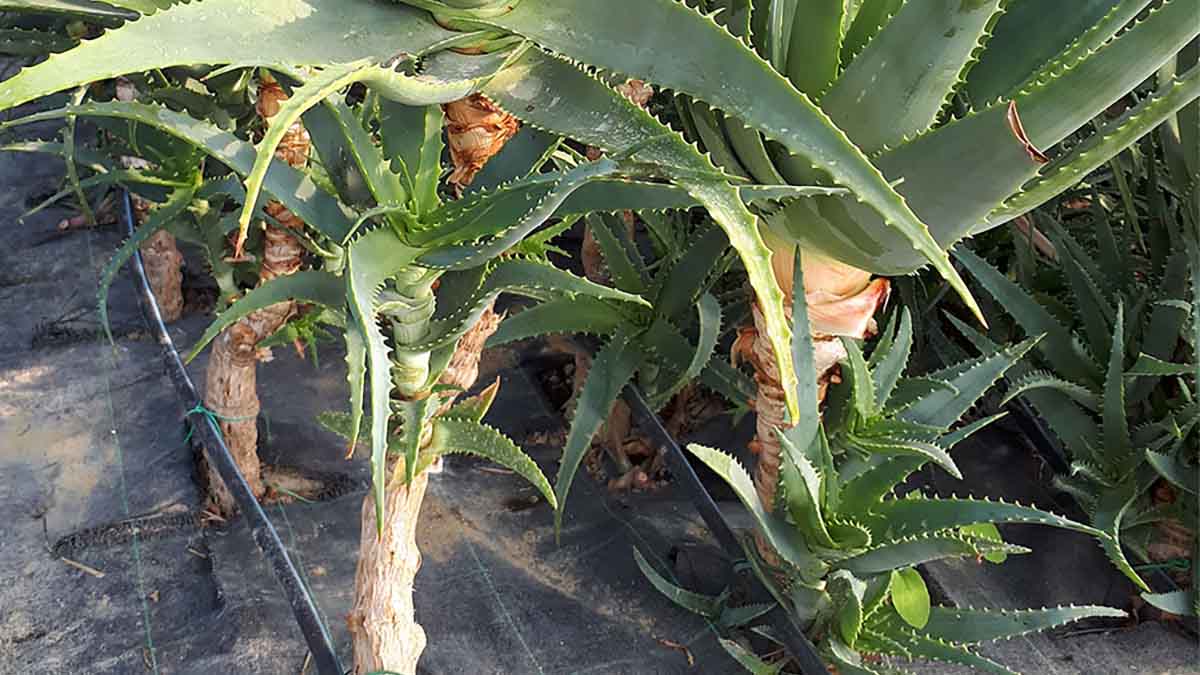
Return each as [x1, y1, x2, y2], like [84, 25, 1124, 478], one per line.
[349, 470, 430, 675]
[202, 322, 264, 514]
[350, 307, 502, 672]
[749, 302, 793, 513]
[130, 194, 185, 322]
[140, 228, 184, 322]
[199, 78, 310, 516]
[435, 302, 502, 412]
[741, 252, 890, 572]
[349, 96, 516, 670]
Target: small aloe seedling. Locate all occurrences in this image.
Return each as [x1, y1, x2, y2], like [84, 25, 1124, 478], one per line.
[651, 254, 1143, 673]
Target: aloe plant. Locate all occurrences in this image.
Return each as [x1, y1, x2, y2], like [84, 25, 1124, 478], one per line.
[487, 188, 843, 523]
[8, 0, 1194, 518]
[953, 80, 1199, 619]
[664, 0, 1200, 517]
[0, 65, 864, 670]
[646, 255, 1145, 673]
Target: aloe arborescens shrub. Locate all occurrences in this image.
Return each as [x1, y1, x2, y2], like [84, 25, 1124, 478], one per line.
[2, 0, 1198, 669]
[677, 0, 1200, 514]
[664, 261, 1149, 672]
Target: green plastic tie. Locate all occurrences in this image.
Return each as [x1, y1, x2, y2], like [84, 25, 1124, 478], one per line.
[182, 403, 255, 444]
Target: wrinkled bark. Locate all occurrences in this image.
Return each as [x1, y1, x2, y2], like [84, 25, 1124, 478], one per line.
[350, 470, 430, 675]
[351, 305, 503, 674]
[444, 94, 520, 190]
[744, 303, 850, 511]
[436, 302, 503, 411]
[128, 193, 185, 322]
[140, 229, 184, 322]
[202, 321, 263, 512]
[201, 78, 309, 516]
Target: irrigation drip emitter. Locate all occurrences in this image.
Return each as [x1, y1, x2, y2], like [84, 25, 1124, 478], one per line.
[121, 191, 346, 675]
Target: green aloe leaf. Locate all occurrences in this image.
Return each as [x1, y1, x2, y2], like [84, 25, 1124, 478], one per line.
[303, 95, 408, 225]
[688, 443, 826, 577]
[343, 323, 367, 458]
[956, 247, 1095, 382]
[632, 547, 719, 618]
[782, 0, 843, 96]
[486, 297, 627, 347]
[986, 67, 1200, 229]
[446, 378, 500, 424]
[786, 248, 821, 449]
[0, 0, 139, 20]
[1141, 591, 1197, 617]
[378, 102, 445, 214]
[585, 212, 648, 295]
[1127, 354, 1195, 377]
[828, 569, 867, 648]
[847, 435, 961, 480]
[554, 329, 642, 533]
[3, 101, 357, 242]
[345, 228, 422, 531]
[961, 523, 1008, 564]
[778, 433, 836, 548]
[836, 533, 1026, 575]
[890, 567, 930, 629]
[418, 158, 623, 270]
[397, 397, 432, 485]
[652, 293, 722, 407]
[1146, 451, 1197, 495]
[867, 496, 1106, 540]
[184, 271, 346, 363]
[839, 0, 903, 62]
[1013, 0, 1199, 151]
[860, 621, 1016, 674]
[400, 258, 648, 353]
[965, 0, 1140, 103]
[718, 639, 782, 675]
[871, 307, 912, 409]
[429, 417, 557, 508]
[821, 0, 1002, 153]
[919, 605, 1126, 644]
[483, 0, 986, 327]
[0, 0, 455, 111]
[1101, 305, 1133, 473]
[1001, 371, 1100, 412]
[843, 337, 876, 421]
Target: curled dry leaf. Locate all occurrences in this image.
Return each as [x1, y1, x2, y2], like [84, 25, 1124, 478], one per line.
[444, 94, 520, 189]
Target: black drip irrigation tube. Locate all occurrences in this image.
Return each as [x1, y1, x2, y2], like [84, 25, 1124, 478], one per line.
[121, 192, 346, 675]
[622, 386, 829, 674]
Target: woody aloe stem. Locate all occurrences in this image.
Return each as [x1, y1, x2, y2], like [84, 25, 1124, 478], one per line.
[201, 76, 310, 515]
